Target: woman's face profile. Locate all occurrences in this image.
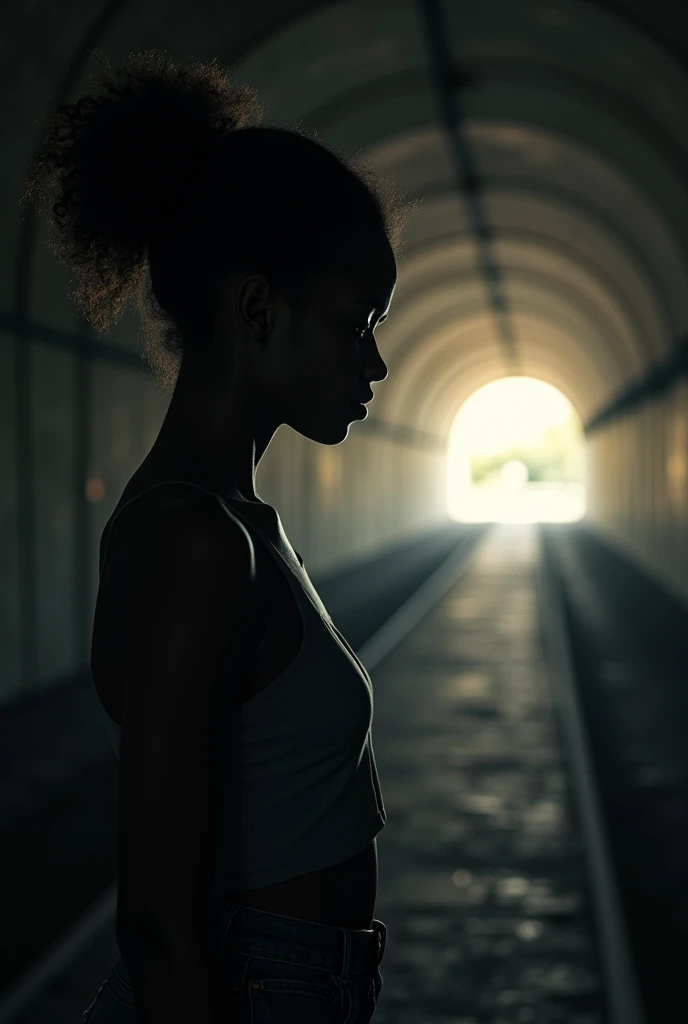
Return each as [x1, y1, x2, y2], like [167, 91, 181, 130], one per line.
[268, 237, 398, 446]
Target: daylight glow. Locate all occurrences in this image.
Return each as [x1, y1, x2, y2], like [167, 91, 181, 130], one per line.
[447, 377, 586, 523]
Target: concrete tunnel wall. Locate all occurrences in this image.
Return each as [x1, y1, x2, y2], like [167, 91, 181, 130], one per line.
[2, 0, 688, 709]
[585, 379, 688, 602]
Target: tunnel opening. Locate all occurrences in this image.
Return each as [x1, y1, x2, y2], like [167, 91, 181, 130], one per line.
[446, 376, 586, 524]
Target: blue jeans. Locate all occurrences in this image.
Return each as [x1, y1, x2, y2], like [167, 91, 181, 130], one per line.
[82, 899, 387, 1022]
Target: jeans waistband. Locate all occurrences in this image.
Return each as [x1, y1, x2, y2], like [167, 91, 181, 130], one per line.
[209, 899, 387, 979]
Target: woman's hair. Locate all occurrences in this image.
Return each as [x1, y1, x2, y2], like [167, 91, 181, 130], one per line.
[22, 49, 421, 392]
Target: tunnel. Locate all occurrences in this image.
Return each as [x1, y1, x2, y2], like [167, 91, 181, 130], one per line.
[1, 2, 687, 1023]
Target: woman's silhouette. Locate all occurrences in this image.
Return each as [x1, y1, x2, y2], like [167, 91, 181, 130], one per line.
[23, 48, 420, 1023]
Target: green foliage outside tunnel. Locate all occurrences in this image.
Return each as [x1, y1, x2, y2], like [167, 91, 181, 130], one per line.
[471, 410, 585, 485]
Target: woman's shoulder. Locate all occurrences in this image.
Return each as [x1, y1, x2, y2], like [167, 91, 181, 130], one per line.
[100, 470, 257, 582]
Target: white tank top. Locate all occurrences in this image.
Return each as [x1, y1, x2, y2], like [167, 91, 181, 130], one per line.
[96, 479, 386, 894]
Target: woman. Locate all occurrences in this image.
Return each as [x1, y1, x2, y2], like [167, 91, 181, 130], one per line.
[24, 49, 420, 1022]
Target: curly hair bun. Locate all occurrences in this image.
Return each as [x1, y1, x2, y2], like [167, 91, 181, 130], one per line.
[26, 49, 264, 253]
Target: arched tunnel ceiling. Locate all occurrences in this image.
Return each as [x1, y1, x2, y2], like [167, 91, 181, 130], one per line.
[7, 0, 688, 436]
[236, 0, 688, 431]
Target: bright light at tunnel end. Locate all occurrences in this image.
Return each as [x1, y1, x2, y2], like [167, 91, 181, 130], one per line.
[446, 377, 587, 524]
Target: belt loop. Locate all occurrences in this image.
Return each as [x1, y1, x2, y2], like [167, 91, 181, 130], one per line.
[373, 920, 386, 965]
[217, 902, 244, 954]
[337, 926, 352, 980]
[226, 904, 243, 929]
